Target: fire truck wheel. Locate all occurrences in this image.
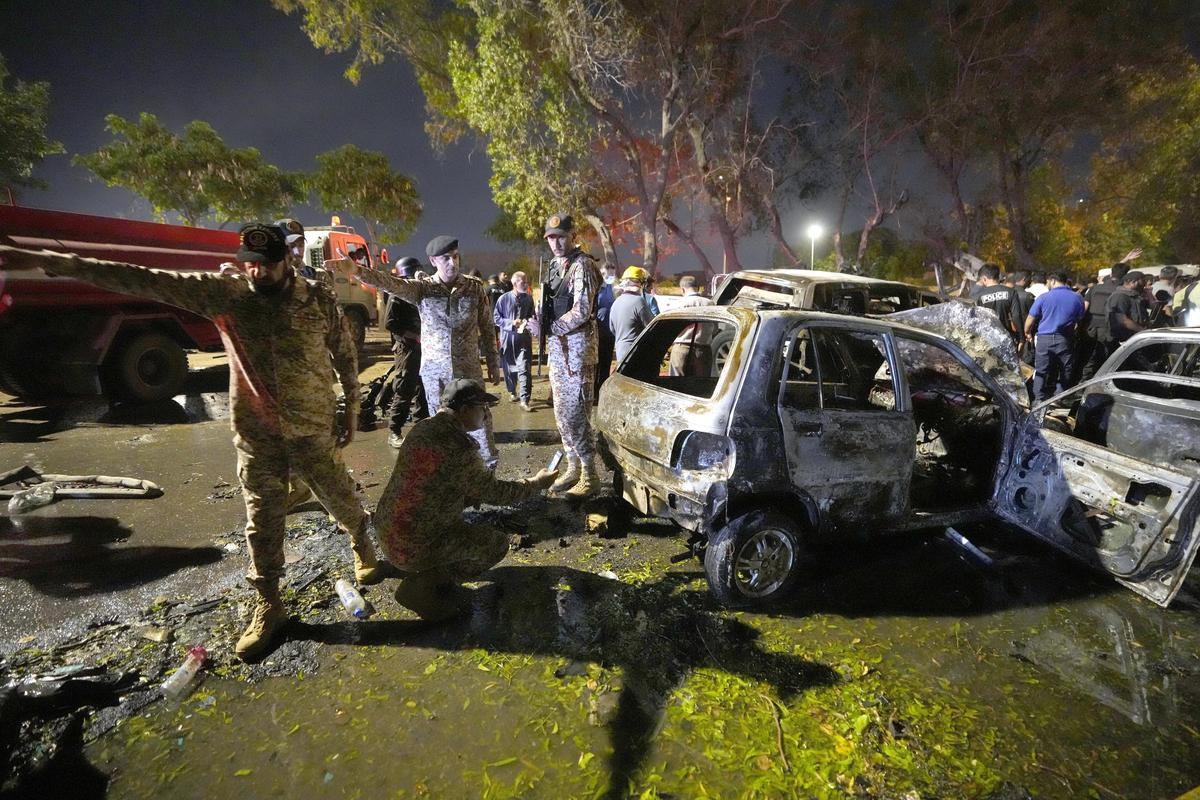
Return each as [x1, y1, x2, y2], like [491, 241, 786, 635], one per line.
[345, 308, 367, 350]
[108, 331, 188, 403]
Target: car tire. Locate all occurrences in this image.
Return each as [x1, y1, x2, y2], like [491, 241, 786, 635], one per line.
[704, 510, 807, 607]
[710, 329, 734, 375]
[107, 331, 188, 403]
[345, 308, 367, 350]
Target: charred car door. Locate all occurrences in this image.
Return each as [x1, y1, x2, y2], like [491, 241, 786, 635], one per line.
[992, 343, 1200, 606]
[777, 323, 914, 535]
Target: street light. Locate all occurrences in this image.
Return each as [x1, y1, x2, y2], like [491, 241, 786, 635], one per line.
[806, 223, 824, 268]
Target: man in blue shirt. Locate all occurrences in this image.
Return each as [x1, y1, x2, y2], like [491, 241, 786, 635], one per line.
[1023, 271, 1086, 402]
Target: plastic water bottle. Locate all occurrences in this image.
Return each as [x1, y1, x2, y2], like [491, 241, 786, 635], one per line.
[161, 646, 207, 699]
[335, 579, 368, 619]
[7, 482, 57, 515]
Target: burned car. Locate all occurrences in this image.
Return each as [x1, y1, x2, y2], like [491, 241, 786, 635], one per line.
[595, 306, 1200, 608]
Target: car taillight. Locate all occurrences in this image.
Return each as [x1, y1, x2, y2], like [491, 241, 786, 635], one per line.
[672, 431, 733, 471]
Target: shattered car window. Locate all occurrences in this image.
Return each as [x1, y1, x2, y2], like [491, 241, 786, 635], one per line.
[1108, 341, 1200, 402]
[620, 318, 736, 399]
[780, 328, 891, 411]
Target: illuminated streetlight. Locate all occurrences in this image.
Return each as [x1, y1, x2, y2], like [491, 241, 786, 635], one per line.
[806, 223, 824, 268]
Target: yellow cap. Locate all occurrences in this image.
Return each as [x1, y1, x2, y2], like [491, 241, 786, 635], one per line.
[622, 266, 649, 283]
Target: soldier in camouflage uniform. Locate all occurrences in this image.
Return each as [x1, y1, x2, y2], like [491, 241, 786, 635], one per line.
[336, 235, 502, 467]
[542, 214, 604, 497]
[0, 226, 383, 663]
[379, 379, 558, 620]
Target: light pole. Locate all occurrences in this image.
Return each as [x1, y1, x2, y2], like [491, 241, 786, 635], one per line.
[806, 223, 824, 269]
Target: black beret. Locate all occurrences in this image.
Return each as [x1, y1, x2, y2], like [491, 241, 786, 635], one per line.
[236, 223, 288, 264]
[426, 235, 459, 258]
[544, 213, 574, 235]
[441, 378, 499, 410]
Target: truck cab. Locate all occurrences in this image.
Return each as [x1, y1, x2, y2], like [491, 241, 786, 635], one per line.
[302, 225, 380, 348]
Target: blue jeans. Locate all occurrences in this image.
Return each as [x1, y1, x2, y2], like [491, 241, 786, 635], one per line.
[1033, 332, 1076, 402]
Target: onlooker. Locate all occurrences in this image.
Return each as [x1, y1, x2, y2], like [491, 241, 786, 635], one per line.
[1008, 270, 1037, 366]
[1107, 270, 1148, 346]
[1150, 266, 1180, 301]
[969, 263, 1020, 342]
[385, 257, 428, 448]
[643, 274, 661, 316]
[670, 275, 714, 376]
[1078, 262, 1127, 383]
[610, 266, 656, 363]
[499, 270, 513, 292]
[1149, 266, 1180, 327]
[1027, 271, 1049, 297]
[1173, 274, 1200, 327]
[1024, 271, 1085, 402]
[493, 271, 536, 410]
[594, 263, 618, 402]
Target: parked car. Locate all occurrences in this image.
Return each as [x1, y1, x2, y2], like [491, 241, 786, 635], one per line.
[705, 269, 940, 372]
[595, 305, 1200, 608]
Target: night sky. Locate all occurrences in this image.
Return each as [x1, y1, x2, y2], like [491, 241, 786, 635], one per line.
[0, 0, 809, 271]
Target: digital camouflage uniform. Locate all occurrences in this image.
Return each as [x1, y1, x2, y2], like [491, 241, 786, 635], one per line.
[376, 410, 544, 580]
[352, 267, 501, 467]
[10, 250, 367, 591]
[546, 249, 603, 466]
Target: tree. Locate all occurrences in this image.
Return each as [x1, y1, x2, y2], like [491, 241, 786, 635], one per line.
[0, 54, 63, 193]
[308, 144, 421, 246]
[74, 113, 302, 226]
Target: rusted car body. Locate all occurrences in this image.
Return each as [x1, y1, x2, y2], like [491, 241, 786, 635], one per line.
[596, 305, 1200, 608]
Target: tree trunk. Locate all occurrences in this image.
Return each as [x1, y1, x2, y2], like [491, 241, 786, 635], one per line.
[997, 149, 1037, 270]
[584, 212, 619, 267]
[642, 222, 660, 278]
[768, 203, 803, 266]
[662, 217, 716, 279]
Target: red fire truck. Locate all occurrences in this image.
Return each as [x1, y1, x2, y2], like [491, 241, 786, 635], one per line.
[0, 204, 379, 403]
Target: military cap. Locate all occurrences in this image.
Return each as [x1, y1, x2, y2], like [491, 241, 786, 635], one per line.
[397, 256, 421, 278]
[274, 218, 305, 244]
[236, 223, 288, 264]
[441, 378, 499, 410]
[544, 213, 574, 236]
[426, 235, 459, 258]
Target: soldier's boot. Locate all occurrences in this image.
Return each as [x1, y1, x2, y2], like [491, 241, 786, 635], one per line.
[235, 583, 287, 663]
[394, 572, 468, 622]
[565, 459, 600, 500]
[350, 520, 385, 585]
[549, 454, 581, 494]
[286, 481, 315, 512]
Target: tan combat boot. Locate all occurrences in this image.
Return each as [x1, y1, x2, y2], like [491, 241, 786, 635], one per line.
[565, 459, 600, 499]
[235, 583, 287, 663]
[351, 519, 384, 585]
[550, 454, 581, 494]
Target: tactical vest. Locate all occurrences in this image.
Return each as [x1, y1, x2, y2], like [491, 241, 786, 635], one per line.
[545, 251, 595, 323]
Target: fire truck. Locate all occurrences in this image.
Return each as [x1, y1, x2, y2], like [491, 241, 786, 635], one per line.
[0, 204, 379, 403]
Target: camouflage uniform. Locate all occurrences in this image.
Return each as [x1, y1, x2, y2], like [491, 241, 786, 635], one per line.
[546, 249, 603, 466]
[353, 268, 501, 467]
[16, 251, 366, 591]
[376, 410, 543, 580]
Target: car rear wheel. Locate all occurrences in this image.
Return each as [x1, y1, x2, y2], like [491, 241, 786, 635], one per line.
[704, 510, 807, 606]
[710, 329, 734, 375]
[107, 331, 188, 403]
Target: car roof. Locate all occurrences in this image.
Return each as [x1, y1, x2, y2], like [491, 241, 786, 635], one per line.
[653, 304, 958, 344]
[723, 268, 921, 288]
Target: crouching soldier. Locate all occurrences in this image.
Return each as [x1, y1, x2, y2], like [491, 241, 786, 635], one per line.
[0, 228, 385, 663]
[377, 379, 559, 620]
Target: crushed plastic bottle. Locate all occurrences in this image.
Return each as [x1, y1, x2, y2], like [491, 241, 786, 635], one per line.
[7, 482, 57, 515]
[161, 646, 207, 699]
[335, 579, 367, 619]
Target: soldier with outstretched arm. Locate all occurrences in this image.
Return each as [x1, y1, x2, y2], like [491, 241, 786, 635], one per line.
[0, 228, 385, 663]
[333, 235, 503, 468]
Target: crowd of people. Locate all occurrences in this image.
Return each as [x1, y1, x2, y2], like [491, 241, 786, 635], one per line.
[968, 260, 1199, 402]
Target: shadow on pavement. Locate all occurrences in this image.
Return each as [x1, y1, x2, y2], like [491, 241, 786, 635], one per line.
[290, 566, 839, 799]
[0, 516, 223, 598]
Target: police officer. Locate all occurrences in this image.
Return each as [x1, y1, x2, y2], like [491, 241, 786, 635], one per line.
[1078, 262, 1128, 382]
[385, 256, 428, 447]
[379, 379, 559, 620]
[542, 213, 604, 498]
[335, 236, 502, 467]
[0, 229, 384, 663]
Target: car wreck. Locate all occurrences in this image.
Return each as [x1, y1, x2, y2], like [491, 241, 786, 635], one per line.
[596, 303, 1200, 609]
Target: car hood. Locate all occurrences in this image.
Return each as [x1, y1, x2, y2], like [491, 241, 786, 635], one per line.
[885, 302, 1029, 409]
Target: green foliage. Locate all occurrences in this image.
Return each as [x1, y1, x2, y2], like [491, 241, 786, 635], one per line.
[74, 112, 301, 226]
[308, 144, 421, 244]
[0, 54, 64, 191]
[857, 228, 931, 283]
